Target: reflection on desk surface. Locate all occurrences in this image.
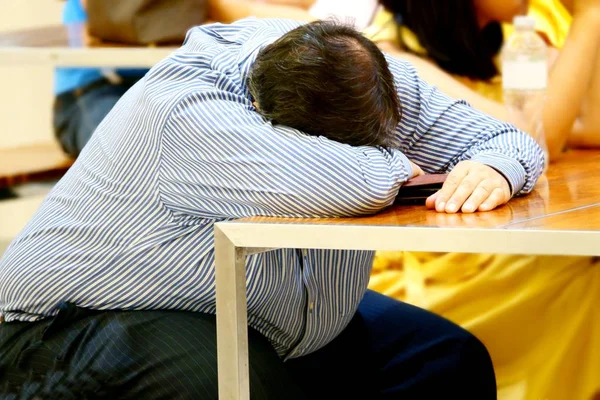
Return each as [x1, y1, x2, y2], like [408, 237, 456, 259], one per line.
[507, 204, 600, 230]
[244, 150, 600, 229]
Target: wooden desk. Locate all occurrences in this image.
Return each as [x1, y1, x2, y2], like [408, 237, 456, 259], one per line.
[0, 142, 73, 188]
[0, 24, 175, 67]
[213, 149, 600, 400]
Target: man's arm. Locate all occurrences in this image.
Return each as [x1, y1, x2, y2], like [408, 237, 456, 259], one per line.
[385, 56, 545, 213]
[159, 89, 416, 219]
[379, 44, 516, 127]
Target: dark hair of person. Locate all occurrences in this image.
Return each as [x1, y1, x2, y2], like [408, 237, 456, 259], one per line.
[247, 20, 401, 148]
[380, 0, 504, 81]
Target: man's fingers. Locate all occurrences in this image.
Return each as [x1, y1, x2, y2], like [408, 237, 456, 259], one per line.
[479, 188, 508, 211]
[434, 164, 470, 212]
[444, 174, 482, 213]
[426, 161, 512, 213]
[425, 192, 438, 209]
[461, 180, 494, 213]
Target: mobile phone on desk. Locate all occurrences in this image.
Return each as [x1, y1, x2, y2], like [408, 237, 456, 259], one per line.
[394, 174, 448, 206]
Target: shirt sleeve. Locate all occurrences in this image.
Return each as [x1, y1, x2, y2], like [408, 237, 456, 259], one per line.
[385, 55, 545, 195]
[158, 89, 413, 220]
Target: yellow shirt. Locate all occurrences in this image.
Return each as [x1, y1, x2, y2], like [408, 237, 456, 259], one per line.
[366, 0, 572, 103]
[367, 2, 599, 399]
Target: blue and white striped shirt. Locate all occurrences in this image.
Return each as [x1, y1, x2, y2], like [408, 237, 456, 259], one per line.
[0, 18, 543, 358]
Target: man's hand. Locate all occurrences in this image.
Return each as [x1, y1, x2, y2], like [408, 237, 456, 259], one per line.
[425, 161, 511, 213]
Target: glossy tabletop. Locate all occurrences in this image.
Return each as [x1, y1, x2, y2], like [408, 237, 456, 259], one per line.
[213, 149, 600, 400]
[218, 149, 600, 255]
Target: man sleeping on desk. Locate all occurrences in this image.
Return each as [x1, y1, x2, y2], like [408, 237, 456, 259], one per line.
[0, 18, 543, 399]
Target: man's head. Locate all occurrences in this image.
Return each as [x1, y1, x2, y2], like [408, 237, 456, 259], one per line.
[247, 20, 401, 147]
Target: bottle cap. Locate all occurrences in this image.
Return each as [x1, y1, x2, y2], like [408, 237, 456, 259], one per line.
[513, 15, 536, 29]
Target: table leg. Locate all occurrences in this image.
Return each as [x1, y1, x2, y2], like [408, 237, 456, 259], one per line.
[215, 226, 250, 400]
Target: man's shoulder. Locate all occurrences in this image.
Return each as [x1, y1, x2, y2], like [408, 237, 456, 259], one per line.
[183, 18, 305, 49]
[144, 18, 306, 102]
[140, 18, 307, 125]
[198, 17, 305, 33]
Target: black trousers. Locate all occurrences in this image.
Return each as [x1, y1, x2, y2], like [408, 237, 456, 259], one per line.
[0, 291, 496, 399]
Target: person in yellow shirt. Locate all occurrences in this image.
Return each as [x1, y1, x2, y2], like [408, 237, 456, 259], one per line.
[373, 0, 600, 159]
[366, 1, 600, 399]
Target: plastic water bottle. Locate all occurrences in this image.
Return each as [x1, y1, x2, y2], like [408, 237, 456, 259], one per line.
[502, 16, 549, 169]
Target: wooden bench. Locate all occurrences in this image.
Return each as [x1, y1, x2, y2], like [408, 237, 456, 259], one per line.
[0, 142, 73, 188]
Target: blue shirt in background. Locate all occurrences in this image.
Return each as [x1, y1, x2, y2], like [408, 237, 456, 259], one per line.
[54, 0, 148, 95]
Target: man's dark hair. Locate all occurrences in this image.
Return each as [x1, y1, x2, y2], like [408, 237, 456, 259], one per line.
[380, 0, 503, 81]
[248, 20, 401, 148]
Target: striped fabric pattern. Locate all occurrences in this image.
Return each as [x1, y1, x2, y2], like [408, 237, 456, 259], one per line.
[0, 18, 544, 358]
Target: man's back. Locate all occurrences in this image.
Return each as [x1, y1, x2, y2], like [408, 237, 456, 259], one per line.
[1, 18, 326, 356]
